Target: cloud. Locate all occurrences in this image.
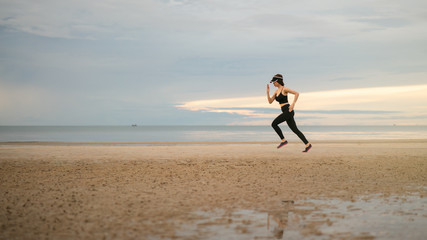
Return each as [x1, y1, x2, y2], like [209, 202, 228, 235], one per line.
[2, 0, 426, 75]
[1, 0, 425, 41]
[177, 84, 427, 125]
[0, 0, 166, 39]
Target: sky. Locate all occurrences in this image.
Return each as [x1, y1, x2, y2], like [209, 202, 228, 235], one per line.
[0, 0, 426, 126]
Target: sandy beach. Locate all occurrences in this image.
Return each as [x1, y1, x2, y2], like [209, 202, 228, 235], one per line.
[1, 140, 426, 239]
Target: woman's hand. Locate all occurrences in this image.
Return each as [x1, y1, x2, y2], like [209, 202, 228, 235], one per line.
[267, 84, 274, 104]
[289, 104, 294, 112]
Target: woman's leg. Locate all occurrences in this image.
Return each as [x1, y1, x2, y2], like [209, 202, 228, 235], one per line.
[271, 113, 287, 140]
[286, 112, 309, 145]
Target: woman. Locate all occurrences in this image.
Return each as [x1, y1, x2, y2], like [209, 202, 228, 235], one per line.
[267, 74, 312, 152]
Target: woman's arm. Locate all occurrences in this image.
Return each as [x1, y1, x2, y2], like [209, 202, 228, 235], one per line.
[283, 87, 299, 111]
[267, 84, 276, 104]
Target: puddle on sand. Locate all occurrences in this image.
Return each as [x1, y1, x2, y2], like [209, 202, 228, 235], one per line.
[175, 195, 427, 240]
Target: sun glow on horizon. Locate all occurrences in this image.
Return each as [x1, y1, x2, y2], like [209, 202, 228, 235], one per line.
[177, 84, 427, 125]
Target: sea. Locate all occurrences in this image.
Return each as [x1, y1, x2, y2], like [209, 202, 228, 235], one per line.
[0, 125, 426, 143]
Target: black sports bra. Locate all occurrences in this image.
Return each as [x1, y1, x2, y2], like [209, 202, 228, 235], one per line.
[275, 91, 288, 104]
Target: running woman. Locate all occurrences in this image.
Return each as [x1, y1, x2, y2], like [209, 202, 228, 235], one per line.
[267, 74, 312, 152]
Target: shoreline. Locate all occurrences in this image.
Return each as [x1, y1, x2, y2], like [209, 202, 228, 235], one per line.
[1, 138, 427, 146]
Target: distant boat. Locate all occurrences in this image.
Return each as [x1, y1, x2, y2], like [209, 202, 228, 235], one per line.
[131, 124, 137, 127]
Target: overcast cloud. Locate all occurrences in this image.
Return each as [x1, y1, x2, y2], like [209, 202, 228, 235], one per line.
[1, 0, 426, 125]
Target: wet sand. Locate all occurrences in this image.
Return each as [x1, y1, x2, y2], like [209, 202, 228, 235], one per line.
[1, 140, 426, 239]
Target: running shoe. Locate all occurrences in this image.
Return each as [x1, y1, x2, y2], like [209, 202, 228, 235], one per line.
[277, 141, 288, 149]
[302, 144, 312, 153]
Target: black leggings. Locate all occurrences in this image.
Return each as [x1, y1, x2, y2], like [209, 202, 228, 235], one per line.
[271, 105, 309, 144]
